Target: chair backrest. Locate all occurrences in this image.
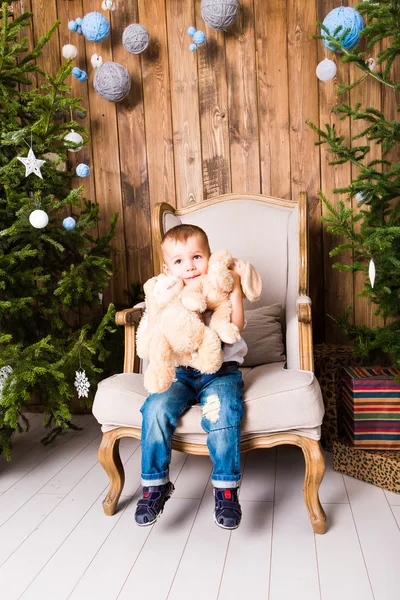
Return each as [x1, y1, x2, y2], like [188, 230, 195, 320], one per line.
[152, 194, 309, 370]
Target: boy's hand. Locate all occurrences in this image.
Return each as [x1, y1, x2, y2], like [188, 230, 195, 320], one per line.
[230, 270, 242, 295]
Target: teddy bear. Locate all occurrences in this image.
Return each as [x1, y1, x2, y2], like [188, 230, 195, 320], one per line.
[136, 274, 224, 394]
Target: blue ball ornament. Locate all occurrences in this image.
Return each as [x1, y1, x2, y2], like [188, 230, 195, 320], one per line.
[62, 217, 76, 231]
[187, 26, 196, 37]
[75, 17, 83, 26]
[322, 7, 364, 52]
[68, 20, 78, 32]
[193, 30, 206, 46]
[189, 43, 197, 52]
[81, 12, 110, 43]
[72, 67, 88, 82]
[76, 163, 90, 178]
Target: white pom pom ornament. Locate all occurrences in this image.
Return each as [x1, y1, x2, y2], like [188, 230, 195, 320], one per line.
[62, 44, 78, 59]
[29, 209, 49, 229]
[64, 130, 83, 152]
[91, 53, 104, 69]
[316, 58, 337, 81]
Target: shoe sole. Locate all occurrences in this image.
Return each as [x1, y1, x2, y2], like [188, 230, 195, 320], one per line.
[135, 485, 174, 527]
[213, 512, 240, 530]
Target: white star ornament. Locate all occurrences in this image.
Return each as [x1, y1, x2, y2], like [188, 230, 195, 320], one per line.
[17, 148, 46, 179]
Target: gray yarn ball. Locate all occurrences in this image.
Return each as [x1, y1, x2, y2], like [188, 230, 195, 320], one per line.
[94, 62, 131, 102]
[122, 23, 150, 55]
[201, 0, 239, 30]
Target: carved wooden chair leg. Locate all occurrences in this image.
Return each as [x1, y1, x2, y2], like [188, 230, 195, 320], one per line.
[301, 437, 327, 534]
[98, 430, 125, 516]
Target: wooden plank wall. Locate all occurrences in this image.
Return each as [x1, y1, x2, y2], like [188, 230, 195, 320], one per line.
[12, 0, 400, 344]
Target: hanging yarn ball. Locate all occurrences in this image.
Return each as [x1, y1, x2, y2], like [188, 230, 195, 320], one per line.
[64, 129, 83, 152]
[187, 26, 196, 37]
[29, 209, 49, 229]
[189, 43, 197, 52]
[316, 58, 337, 81]
[201, 0, 239, 31]
[122, 24, 150, 55]
[62, 216, 76, 231]
[91, 53, 104, 68]
[62, 44, 78, 59]
[94, 61, 131, 102]
[81, 12, 110, 43]
[101, 0, 116, 11]
[76, 163, 90, 177]
[72, 67, 88, 82]
[322, 7, 364, 52]
[193, 30, 206, 46]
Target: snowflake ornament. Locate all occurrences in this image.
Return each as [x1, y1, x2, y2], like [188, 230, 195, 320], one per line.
[17, 148, 46, 179]
[0, 365, 13, 396]
[74, 369, 90, 398]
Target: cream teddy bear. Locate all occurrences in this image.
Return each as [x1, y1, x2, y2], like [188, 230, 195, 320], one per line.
[136, 274, 223, 394]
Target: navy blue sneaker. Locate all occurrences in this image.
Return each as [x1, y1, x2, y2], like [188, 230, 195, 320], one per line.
[213, 487, 242, 530]
[134, 482, 175, 526]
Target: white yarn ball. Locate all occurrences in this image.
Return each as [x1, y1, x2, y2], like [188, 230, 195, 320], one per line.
[316, 58, 337, 81]
[91, 53, 104, 68]
[62, 44, 78, 59]
[64, 129, 83, 152]
[29, 209, 49, 229]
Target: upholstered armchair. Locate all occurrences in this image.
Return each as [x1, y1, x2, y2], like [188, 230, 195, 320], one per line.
[92, 192, 327, 534]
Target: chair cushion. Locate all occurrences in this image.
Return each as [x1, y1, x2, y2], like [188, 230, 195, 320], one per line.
[241, 304, 285, 367]
[92, 363, 324, 443]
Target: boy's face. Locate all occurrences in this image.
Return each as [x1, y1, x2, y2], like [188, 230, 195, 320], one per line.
[162, 233, 210, 287]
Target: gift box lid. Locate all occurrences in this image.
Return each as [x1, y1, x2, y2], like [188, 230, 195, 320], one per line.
[342, 367, 400, 390]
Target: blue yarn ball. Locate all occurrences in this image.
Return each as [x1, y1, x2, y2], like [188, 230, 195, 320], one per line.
[193, 30, 206, 45]
[187, 26, 196, 37]
[76, 163, 90, 177]
[62, 217, 76, 231]
[322, 7, 364, 52]
[68, 20, 78, 32]
[81, 12, 110, 43]
[189, 43, 197, 52]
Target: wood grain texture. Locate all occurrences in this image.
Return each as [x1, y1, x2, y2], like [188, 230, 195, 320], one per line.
[317, 0, 354, 344]
[194, 0, 231, 198]
[166, 0, 203, 208]
[287, 0, 324, 343]
[81, 0, 128, 306]
[255, 0, 291, 199]
[225, 0, 260, 194]
[31, 0, 60, 79]
[138, 0, 176, 211]
[112, 1, 153, 287]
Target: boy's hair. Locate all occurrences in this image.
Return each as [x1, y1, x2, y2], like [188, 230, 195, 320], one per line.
[161, 224, 211, 255]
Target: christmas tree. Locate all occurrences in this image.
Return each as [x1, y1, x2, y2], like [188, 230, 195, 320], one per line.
[308, 1, 400, 366]
[0, 2, 118, 457]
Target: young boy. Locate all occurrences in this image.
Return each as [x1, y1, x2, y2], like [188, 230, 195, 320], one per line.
[135, 224, 247, 530]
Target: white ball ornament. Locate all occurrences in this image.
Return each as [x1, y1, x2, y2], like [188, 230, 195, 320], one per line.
[29, 209, 49, 229]
[64, 129, 83, 152]
[62, 44, 78, 59]
[316, 58, 337, 81]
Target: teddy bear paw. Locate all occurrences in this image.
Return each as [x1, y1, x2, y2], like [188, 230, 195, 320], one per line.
[213, 322, 241, 345]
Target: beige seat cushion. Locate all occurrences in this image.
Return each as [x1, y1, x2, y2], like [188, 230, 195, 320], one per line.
[93, 363, 324, 443]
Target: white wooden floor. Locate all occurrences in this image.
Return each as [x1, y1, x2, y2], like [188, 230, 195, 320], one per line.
[0, 414, 399, 600]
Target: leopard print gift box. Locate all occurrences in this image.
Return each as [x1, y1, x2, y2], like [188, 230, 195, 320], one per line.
[333, 438, 400, 494]
[314, 344, 363, 452]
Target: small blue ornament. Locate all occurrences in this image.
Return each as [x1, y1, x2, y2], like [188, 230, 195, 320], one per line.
[322, 7, 364, 52]
[72, 67, 88, 82]
[81, 12, 110, 43]
[76, 163, 90, 177]
[68, 20, 78, 32]
[193, 30, 206, 46]
[189, 43, 197, 52]
[63, 217, 76, 231]
[75, 17, 83, 26]
[187, 26, 196, 37]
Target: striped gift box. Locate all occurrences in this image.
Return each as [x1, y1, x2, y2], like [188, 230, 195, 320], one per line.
[340, 366, 400, 449]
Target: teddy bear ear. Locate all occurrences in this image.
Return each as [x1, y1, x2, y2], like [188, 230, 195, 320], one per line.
[209, 249, 232, 266]
[233, 259, 263, 302]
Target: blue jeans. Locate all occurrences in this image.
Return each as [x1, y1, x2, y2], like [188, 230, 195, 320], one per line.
[140, 363, 244, 489]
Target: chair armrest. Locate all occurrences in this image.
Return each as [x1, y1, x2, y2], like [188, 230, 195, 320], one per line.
[296, 296, 313, 372]
[115, 303, 146, 374]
